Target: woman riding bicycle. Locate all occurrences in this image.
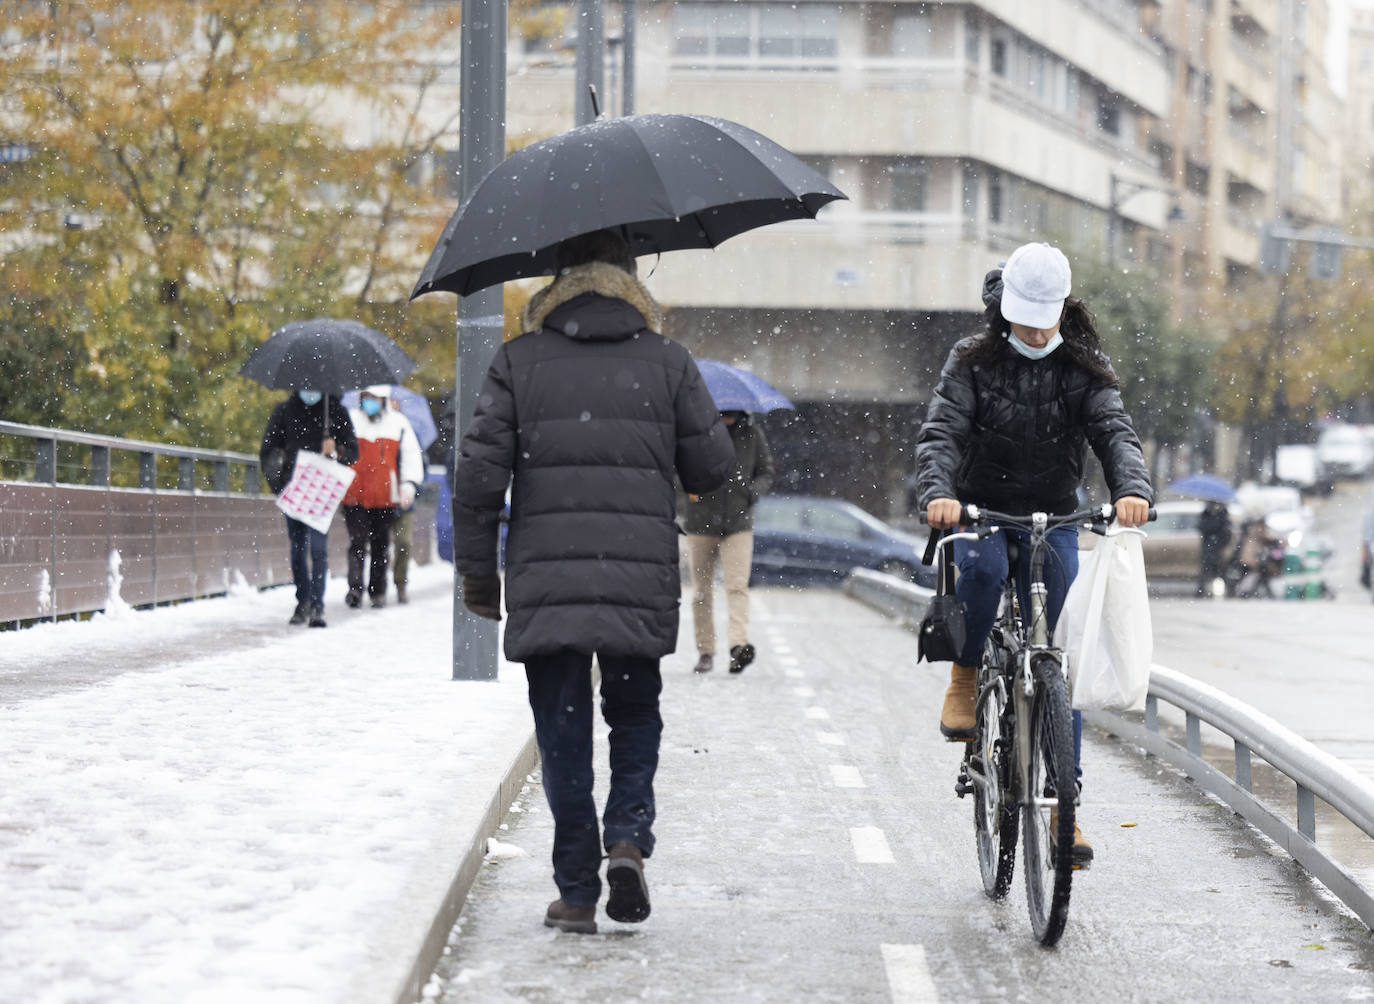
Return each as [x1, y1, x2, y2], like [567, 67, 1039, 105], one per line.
[914, 242, 1153, 865]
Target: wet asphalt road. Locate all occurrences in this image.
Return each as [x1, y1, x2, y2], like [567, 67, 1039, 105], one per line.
[430, 588, 1374, 1003]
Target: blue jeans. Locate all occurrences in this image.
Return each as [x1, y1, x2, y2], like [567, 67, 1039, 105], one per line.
[953, 525, 1083, 782]
[285, 517, 329, 608]
[524, 650, 662, 907]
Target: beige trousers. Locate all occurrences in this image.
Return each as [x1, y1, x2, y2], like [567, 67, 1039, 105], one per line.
[687, 531, 754, 655]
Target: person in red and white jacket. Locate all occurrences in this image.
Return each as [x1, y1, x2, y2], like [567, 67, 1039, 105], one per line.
[341, 385, 425, 609]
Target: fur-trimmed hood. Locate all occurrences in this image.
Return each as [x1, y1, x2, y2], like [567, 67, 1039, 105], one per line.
[519, 262, 664, 337]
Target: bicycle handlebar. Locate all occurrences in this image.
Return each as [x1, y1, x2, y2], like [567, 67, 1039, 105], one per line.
[918, 502, 1157, 531]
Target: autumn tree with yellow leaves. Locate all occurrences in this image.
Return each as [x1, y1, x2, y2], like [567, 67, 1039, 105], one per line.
[0, 0, 527, 451]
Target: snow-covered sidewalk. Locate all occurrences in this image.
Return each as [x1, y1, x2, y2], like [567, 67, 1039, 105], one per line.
[0, 562, 534, 1004]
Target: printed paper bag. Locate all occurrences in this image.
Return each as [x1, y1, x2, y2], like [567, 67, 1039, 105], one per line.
[275, 450, 355, 534]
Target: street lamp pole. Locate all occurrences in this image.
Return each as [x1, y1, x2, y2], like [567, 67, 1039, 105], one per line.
[1107, 171, 1182, 265]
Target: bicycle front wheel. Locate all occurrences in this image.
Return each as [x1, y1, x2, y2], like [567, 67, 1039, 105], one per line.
[1020, 654, 1077, 946]
[973, 667, 1018, 899]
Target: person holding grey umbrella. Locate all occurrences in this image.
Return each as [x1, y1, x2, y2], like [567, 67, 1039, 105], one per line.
[259, 391, 358, 627]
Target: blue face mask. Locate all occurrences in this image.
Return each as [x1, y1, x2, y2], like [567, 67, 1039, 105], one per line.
[361, 398, 383, 417]
[1006, 331, 1063, 360]
[298, 390, 322, 406]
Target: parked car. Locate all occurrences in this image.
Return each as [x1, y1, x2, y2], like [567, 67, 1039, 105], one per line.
[750, 494, 936, 588]
[1137, 500, 1238, 580]
[1274, 443, 1333, 495]
[1316, 423, 1374, 480]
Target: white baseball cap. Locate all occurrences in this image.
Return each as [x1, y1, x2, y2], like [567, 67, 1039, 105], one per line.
[999, 242, 1071, 329]
[364, 384, 392, 398]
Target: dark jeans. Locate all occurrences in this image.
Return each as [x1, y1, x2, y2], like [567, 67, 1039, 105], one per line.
[524, 650, 663, 908]
[285, 517, 328, 608]
[953, 525, 1083, 782]
[342, 505, 396, 598]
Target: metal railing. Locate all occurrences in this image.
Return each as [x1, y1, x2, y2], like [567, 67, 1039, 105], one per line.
[0, 420, 263, 493]
[842, 567, 1374, 930]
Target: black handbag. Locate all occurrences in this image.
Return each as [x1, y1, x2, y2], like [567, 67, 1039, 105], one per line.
[917, 530, 966, 663]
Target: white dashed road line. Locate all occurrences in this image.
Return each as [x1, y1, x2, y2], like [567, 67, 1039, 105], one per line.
[817, 731, 846, 746]
[830, 765, 866, 788]
[880, 944, 942, 1003]
[804, 706, 831, 720]
[849, 826, 895, 864]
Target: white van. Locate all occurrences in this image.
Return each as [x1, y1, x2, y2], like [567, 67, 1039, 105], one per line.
[1316, 424, 1374, 480]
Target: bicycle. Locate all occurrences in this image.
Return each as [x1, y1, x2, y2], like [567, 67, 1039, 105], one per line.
[924, 502, 1149, 946]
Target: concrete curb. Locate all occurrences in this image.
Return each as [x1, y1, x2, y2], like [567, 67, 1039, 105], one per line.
[389, 731, 540, 1004]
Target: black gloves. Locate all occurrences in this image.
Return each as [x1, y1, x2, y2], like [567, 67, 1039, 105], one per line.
[462, 575, 501, 620]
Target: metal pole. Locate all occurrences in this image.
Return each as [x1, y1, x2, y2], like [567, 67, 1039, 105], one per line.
[453, 0, 506, 682]
[1106, 174, 1119, 265]
[575, 0, 605, 125]
[621, 0, 635, 115]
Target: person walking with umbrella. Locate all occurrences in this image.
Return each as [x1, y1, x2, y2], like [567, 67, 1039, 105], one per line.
[242, 318, 415, 626]
[452, 228, 734, 934]
[681, 362, 785, 674]
[259, 389, 359, 627]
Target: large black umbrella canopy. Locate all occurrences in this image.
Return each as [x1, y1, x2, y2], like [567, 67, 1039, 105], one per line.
[410, 113, 848, 299]
[238, 319, 415, 394]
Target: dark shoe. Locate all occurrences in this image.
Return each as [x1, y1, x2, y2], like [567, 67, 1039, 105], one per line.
[370, 595, 386, 609]
[605, 842, 651, 923]
[395, 585, 408, 604]
[344, 590, 362, 609]
[544, 898, 597, 934]
[727, 643, 755, 674]
[288, 602, 310, 626]
[939, 662, 977, 741]
[693, 653, 713, 674]
[308, 605, 326, 628]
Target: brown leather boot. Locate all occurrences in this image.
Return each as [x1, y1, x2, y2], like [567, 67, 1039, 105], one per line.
[544, 898, 597, 934]
[939, 662, 977, 741]
[1049, 809, 1094, 869]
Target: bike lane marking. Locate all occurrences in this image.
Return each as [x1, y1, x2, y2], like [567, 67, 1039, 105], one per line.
[830, 764, 865, 788]
[879, 943, 942, 1003]
[849, 825, 894, 864]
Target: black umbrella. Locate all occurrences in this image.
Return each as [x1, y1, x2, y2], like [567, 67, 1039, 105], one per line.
[410, 113, 848, 299]
[238, 319, 415, 394]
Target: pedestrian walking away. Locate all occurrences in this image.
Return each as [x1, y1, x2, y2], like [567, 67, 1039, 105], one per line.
[1197, 500, 1233, 598]
[259, 390, 359, 628]
[341, 386, 424, 610]
[451, 229, 734, 934]
[681, 411, 775, 674]
[914, 241, 1153, 866]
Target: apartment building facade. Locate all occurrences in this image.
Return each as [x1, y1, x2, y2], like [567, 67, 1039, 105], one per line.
[1346, 3, 1374, 209]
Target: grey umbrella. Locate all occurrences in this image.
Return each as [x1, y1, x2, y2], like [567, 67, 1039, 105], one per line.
[410, 113, 848, 299]
[238, 319, 415, 394]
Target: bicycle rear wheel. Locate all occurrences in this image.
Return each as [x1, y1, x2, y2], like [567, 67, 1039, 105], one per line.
[973, 662, 1018, 899]
[1020, 653, 1077, 946]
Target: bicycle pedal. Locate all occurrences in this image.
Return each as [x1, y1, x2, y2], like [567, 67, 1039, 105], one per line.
[954, 780, 974, 797]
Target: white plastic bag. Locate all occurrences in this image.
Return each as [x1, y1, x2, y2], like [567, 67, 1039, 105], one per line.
[275, 449, 355, 534]
[1054, 528, 1153, 711]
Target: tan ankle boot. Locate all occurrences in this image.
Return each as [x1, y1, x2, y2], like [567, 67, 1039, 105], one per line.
[939, 662, 977, 740]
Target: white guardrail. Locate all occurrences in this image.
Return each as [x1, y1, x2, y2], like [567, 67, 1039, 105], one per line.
[843, 567, 1374, 930]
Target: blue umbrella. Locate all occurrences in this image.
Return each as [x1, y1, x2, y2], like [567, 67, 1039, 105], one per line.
[342, 385, 438, 450]
[695, 360, 794, 414]
[1167, 472, 1236, 503]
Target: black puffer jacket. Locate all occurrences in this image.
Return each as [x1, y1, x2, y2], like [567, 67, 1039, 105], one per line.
[453, 262, 734, 661]
[259, 394, 359, 494]
[916, 336, 1152, 514]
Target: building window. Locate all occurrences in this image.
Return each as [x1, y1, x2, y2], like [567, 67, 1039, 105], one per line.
[964, 9, 981, 66]
[988, 170, 1003, 223]
[962, 163, 980, 221]
[1185, 159, 1209, 196]
[891, 10, 933, 59]
[990, 37, 1007, 77]
[887, 158, 928, 212]
[673, 4, 838, 65]
[1096, 92, 1121, 136]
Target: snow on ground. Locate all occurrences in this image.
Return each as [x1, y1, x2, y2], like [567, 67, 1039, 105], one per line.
[0, 562, 530, 1004]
